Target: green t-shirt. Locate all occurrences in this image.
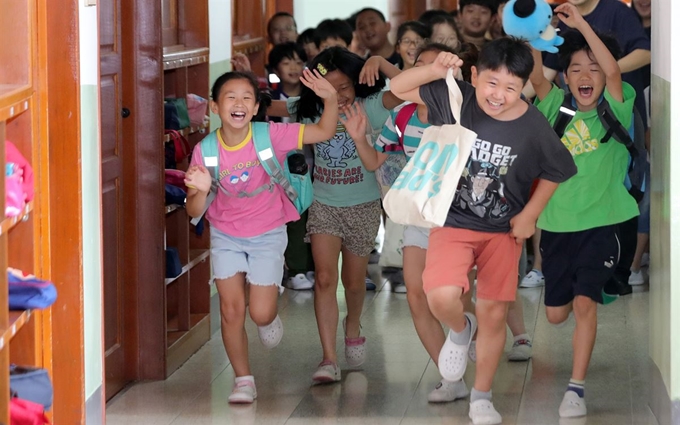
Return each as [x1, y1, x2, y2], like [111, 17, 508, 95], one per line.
[287, 92, 387, 207]
[535, 83, 639, 232]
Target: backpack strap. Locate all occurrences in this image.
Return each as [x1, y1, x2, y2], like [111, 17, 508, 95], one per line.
[190, 131, 219, 226]
[394, 103, 418, 147]
[553, 94, 577, 139]
[597, 100, 635, 148]
[252, 122, 298, 203]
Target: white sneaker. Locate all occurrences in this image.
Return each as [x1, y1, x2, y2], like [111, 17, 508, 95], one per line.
[288, 273, 313, 290]
[427, 378, 469, 403]
[306, 271, 315, 284]
[257, 315, 283, 349]
[559, 390, 587, 418]
[228, 378, 257, 404]
[469, 399, 502, 425]
[312, 361, 341, 384]
[520, 269, 545, 288]
[393, 283, 407, 294]
[507, 337, 532, 362]
[629, 269, 645, 286]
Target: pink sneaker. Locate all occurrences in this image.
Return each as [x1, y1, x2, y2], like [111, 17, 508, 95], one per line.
[228, 379, 257, 404]
[312, 360, 341, 384]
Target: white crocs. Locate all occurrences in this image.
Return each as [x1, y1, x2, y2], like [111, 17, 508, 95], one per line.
[438, 313, 477, 381]
[257, 315, 283, 349]
[469, 340, 477, 363]
[469, 399, 502, 425]
[312, 360, 341, 384]
[343, 317, 366, 368]
[559, 390, 587, 418]
[427, 378, 469, 403]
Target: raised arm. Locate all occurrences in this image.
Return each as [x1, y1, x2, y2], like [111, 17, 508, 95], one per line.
[339, 104, 389, 172]
[556, 3, 623, 101]
[390, 52, 462, 105]
[298, 69, 339, 144]
[529, 48, 552, 101]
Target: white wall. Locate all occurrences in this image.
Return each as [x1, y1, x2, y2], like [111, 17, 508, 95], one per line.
[209, 0, 231, 64]
[294, 0, 389, 32]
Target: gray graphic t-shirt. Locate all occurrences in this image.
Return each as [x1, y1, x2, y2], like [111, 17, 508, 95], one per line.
[420, 79, 576, 233]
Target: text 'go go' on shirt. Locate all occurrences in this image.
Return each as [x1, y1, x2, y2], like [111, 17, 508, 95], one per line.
[189, 122, 305, 238]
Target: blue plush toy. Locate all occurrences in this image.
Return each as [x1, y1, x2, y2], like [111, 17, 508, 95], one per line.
[503, 0, 563, 53]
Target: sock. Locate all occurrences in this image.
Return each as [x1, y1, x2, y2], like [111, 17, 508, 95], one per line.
[449, 315, 472, 345]
[567, 379, 585, 398]
[235, 375, 255, 384]
[471, 388, 492, 403]
[514, 333, 531, 343]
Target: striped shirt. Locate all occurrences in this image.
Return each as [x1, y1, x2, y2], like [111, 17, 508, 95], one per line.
[374, 104, 429, 158]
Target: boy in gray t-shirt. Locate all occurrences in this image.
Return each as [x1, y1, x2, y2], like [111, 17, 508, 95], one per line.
[390, 38, 576, 424]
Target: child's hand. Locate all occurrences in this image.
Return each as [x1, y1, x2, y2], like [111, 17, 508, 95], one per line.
[300, 68, 337, 100]
[359, 56, 384, 87]
[509, 211, 536, 245]
[339, 103, 368, 142]
[555, 3, 586, 30]
[231, 53, 252, 72]
[431, 52, 464, 79]
[184, 165, 212, 193]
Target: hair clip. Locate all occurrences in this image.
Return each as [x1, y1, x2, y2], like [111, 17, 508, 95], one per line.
[316, 63, 328, 76]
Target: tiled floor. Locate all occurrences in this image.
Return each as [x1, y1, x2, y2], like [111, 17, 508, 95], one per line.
[107, 268, 657, 425]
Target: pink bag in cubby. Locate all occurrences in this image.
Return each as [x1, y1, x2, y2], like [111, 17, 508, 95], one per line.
[186, 94, 208, 127]
[5, 141, 34, 217]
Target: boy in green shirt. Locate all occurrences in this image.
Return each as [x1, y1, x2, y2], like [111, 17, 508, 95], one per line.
[529, 2, 638, 419]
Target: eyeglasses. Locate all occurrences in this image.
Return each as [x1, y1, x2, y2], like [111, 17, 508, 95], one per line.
[399, 38, 427, 48]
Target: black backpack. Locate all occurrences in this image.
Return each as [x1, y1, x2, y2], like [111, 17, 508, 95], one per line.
[553, 94, 647, 202]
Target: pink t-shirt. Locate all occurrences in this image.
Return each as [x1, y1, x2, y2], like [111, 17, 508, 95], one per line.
[190, 122, 305, 238]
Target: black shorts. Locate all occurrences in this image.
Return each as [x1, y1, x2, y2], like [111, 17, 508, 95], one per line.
[541, 225, 620, 306]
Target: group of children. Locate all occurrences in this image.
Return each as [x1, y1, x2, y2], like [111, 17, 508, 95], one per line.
[184, 0, 651, 424]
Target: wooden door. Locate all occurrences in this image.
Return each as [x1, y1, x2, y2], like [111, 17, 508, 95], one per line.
[100, 0, 131, 398]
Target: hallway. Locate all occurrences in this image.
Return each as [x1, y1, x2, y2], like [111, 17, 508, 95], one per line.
[107, 273, 655, 425]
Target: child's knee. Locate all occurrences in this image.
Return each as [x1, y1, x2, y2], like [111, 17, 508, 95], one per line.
[573, 295, 596, 317]
[220, 300, 246, 325]
[249, 306, 277, 327]
[546, 307, 571, 324]
[426, 286, 463, 317]
[314, 269, 339, 290]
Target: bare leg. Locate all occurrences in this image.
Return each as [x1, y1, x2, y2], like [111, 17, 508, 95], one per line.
[216, 274, 250, 377]
[631, 233, 650, 272]
[311, 234, 343, 363]
[403, 246, 445, 363]
[473, 299, 509, 392]
[340, 247, 370, 338]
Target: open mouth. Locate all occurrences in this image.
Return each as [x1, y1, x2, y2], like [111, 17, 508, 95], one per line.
[578, 85, 594, 98]
[487, 99, 502, 110]
[231, 111, 247, 121]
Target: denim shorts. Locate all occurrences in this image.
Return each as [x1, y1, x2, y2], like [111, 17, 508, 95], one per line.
[402, 225, 429, 250]
[210, 225, 287, 286]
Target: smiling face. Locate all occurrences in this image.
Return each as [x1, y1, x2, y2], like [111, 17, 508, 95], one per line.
[397, 30, 427, 68]
[633, 0, 651, 20]
[211, 78, 259, 130]
[460, 4, 493, 38]
[564, 49, 606, 112]
[356, 10, 390, 50]
[323, 69, 356, 109]
[471, 66, 526, 119]
[275, 52, 304, 86]
[431, 22, 461, 49]
[269, 15, 298, 45]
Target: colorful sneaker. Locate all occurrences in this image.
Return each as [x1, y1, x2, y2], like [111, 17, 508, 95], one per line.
[257, 315, 283, 349]
[520, 269, 545, 288]
[288, 273, 314, 290]
[438, 313, 477, 382]
[559, 390, 587, 418]
[312, 360, 341, 384]
[343, 317, 366, 367]
[228, 379, 257, 404]
[507, 337, 533, 362]
[629, 269, 645, 286]
[469, 399, 502, 425]
[427, 378, 469, 403]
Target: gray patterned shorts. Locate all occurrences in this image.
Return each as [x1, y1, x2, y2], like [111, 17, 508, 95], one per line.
[305, 199, 382, 257]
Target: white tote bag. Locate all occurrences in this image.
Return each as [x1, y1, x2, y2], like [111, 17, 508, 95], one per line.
[383, 69, 477, 228]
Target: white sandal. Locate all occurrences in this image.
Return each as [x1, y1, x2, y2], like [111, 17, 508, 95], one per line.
[438, 312, 477, 381]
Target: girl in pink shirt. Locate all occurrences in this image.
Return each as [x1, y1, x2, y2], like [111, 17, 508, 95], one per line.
[184, 70, 338, 404]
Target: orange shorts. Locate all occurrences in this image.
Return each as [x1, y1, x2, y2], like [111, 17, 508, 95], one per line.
[422, 227, 522, 302]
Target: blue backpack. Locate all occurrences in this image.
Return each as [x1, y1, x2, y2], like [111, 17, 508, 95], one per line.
[190, 122, 313, 225]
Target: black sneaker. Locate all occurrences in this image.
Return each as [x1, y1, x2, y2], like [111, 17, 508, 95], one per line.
[604, 277, 632, 297]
